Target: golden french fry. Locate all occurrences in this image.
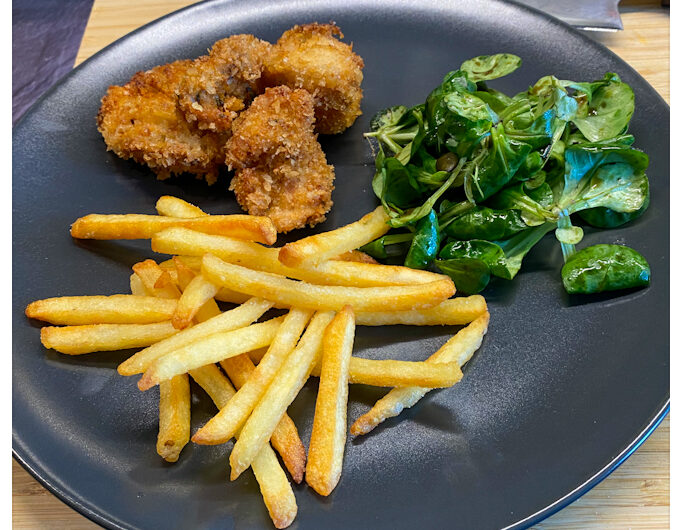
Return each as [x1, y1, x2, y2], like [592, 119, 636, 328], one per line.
[130, 273, 146, 296]
[70, 213, 277, 245]
[40, 321, 179, 355]
[160, 255, 202, 272]
[218, 353, 308, 484]
[117, 298, 273, 376]
[170, 260, 222, 323]
[278, 206, 390, 267]
[160, 248, 375, 267]
[172, 275, 219, 329]
[356, 296, 487, 326]
[334, 250, 378, 264]
[229, 311, 335, 480]
[157, 374, 190, 462]
[155, 196, 207, 218]
[189, 364, 236, 407]
[132, 260, 181, 299]
[138, 317, 285, 391]
[306, 306, 354, 496]
[153, 228, 441, 288]
[25, 295, 177, 325]
[248, 347, 269, 364]
[350, 313, 490, 436]
[193, 297, 222, 323]
[202, 254, 455, 312]
[192, 308, 312, 446]
[171, 256, 197, 291]
[189, 364, 297, 528]
[251, 444, 298, 529]
[310, 356, 463, 388]
[347, 357, 461, 387]
[171, 255, 250, 306]
[214, 288, 253, 305]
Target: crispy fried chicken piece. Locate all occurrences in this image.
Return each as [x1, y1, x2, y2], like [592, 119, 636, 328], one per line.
[97, 35, 271, 183]
[263, 23, 364, 135]
[226, 86, 335, 232]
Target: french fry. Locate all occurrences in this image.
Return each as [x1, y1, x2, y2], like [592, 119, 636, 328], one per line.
[356, 296, 488, 326]
[248, 347, 269, 364]
[306, 306, 354, 496]
[138, 317, 285, 391]
[214, 288, 253, 305]
[348, 358, 461, 387]
[70, 213, 277, 245]
[202, 254, 455, 312]
[192, 308, 312, 446]
[229, 311, 335, 480]
[171, 256, 197, 290]
[218, 353, 308, 484]
[40, 321, 179, 355]
[153, 228, 442, 287]
[310, 356, 462, 388]
[117, 297, 273, 376]
[170, 258, 222, 323]
[334, 250, 378, 264]
[172, 255, 250, 306]
[278, 206, 390, 267]
[350, 313, 490, 436]
[132, 260, 181, 299]
[156, 374, 190, 462]
[160, 255, 202, 272]
[188, 364, 236, 407]
[172, 275, 219, 329]
[155, 196, 207, 218]
[25, 295, 177, 325]
[189, 364, 297, 528]
[130, 273, 146, 296]
[161, 251, 375, 268]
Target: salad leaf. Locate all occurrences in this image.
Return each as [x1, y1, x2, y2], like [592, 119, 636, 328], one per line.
[470, 124, 532, 201]
[561, 244, 650, 294]
[404, 209, 440, 269]
[460, 53, 522, 82]
[571, 77, 635, 142]
[359, 233, 413, 260]
[435, 258, 491, 295]
[443, 206, 529, 240]
[558, 145, 649, 215]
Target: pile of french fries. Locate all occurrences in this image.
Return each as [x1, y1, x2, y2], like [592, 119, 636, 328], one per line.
[25, 196, 490, 528]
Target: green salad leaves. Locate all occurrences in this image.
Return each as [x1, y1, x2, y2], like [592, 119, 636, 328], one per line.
[363, 53, 651, 295]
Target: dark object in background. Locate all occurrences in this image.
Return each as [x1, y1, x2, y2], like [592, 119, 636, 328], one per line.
[518, 0, 623, 30]
[12, 0, 94, 124]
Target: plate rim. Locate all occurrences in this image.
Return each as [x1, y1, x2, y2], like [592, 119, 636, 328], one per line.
[12, 0, 670, 528]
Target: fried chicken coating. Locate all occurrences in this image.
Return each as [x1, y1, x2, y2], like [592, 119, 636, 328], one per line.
[97, 35, 271, 183]
[226, 86, 335, 232]
[263, 23, 364, 135]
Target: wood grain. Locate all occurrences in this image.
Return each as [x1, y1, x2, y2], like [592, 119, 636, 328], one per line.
[14, 1, 670, 528]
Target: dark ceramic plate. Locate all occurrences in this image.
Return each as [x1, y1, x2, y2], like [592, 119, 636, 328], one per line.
[12, 1, 669, 528]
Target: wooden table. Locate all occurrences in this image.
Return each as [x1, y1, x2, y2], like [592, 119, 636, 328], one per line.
[13, 1, 670, 528]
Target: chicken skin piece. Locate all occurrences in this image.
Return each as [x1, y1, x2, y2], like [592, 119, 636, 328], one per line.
[263, 23, 364, 135]
[97, 35, 271, 183]
[226, 86, 335, 232]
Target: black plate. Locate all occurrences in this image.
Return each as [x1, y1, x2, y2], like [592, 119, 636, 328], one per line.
[12, 1, 669, 528]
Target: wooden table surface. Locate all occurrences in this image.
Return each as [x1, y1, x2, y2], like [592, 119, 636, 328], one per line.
[13, 1, 670, 528]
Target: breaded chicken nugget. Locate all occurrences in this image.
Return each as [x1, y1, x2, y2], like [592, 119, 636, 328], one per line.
[226, 86, 335, 232]
[263, 23, 364, 135]
[97, 35, 271, 183]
